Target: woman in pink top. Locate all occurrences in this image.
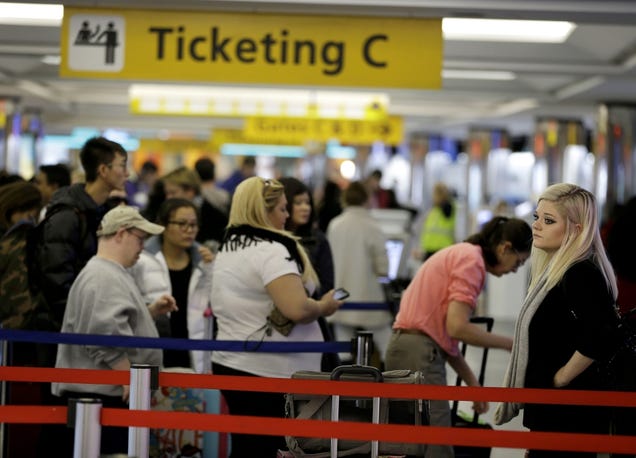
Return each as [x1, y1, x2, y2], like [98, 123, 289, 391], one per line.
[385, 216, 532, 458]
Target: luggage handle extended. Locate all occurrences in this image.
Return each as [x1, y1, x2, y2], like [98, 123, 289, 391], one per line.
[330, 365, 384, 382]
[451, 316, 494, 426]
[330, 365, 383, 458]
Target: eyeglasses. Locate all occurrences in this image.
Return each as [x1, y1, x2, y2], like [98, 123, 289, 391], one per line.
[168, 220, 199, 231]
[127, 229, 146, 245]
[107, 161, 127, 171]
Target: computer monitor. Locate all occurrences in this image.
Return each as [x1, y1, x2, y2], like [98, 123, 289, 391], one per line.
[385, 237, 406, 281]
[386, 238, 404, 280]
[370, 209, 412, 282]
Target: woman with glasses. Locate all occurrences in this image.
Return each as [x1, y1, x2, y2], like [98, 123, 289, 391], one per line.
[210, 176, 344, 457]
[161, 166, 228, 248]
[131, 198, 214, 372]
[386, 215, 532, 458]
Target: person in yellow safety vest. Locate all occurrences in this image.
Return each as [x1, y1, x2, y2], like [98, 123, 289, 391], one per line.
[420, 182, 456, 261]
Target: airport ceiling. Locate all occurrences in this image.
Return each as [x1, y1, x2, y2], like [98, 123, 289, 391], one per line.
[3, 0, 636, 141]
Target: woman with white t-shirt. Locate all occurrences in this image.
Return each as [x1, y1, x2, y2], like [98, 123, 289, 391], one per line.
[211, 176, 343, 458]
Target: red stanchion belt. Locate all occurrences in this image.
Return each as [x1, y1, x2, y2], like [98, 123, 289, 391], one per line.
[1, 366, 635, 454]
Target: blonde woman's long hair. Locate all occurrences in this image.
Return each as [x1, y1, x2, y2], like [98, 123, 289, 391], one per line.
[229, 176, 318, 285]
[529, 183, 617, 300]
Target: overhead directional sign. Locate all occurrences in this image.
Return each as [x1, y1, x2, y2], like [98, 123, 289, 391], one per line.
[243, 116, 403, 145]
[61, 7, 442, 89]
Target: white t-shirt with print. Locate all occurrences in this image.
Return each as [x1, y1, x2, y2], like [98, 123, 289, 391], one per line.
[211, 237, 323, 378]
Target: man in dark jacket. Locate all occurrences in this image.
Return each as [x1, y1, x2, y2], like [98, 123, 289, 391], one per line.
[34, 136, 130, 458]
[35, 136, 130, 330]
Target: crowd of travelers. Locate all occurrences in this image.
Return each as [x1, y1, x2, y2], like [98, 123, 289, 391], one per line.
[0, 136, 634, 457]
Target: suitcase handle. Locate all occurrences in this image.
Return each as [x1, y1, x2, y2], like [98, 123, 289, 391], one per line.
[330, 365, 382, 458]
[330, 364, 384, 382]
[468, 316, 494, 332]
[452, 316, 494, 425]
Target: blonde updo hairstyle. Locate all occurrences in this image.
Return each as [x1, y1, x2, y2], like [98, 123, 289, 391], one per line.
[229, 176, 318, 285]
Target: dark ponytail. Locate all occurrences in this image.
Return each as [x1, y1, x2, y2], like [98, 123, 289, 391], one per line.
[465, 216, 532, 267]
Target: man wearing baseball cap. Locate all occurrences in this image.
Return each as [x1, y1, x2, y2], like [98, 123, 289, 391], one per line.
[52, 206, 177, 456]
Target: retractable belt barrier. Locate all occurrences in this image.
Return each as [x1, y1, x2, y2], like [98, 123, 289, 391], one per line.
[0, 328, 351, 353]
[1, 328, 635, 455]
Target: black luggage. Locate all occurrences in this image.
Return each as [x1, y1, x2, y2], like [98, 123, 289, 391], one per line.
[452, 317, 495, 458]
[285, 364, 429, 457]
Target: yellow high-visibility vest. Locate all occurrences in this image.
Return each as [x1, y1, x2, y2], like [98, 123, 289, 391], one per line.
[420, 205, 455, 253]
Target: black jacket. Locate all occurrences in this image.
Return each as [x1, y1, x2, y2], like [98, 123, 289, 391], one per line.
[300, 229, 334, 297]
[523, 259, 618, 433]
[197, 199, 229, 245]
[36, 183, 105, 327]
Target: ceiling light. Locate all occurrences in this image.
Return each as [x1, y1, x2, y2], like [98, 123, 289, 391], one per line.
[129, 84, 389, 119]
[442, 18, 576, 43]
[494, 98, 539, 116]
[221, 143, 306, 158]
[555, 76, 605, 100]
[442, 70, 516, 81]
[41, 55, 61, 65]
[16, 79, 55, 99]
[0, 2, 63, 26]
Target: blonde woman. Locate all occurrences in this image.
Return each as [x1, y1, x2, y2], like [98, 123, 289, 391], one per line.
[210, 177, 343, 458]
[496, 183, 620, 458]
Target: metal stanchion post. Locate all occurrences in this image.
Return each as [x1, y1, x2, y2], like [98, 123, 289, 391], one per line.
[355, 331, 374, 366]
[353, 331, 375, 411]
[0, 328, 6, 458]
[68, 398, 102, 458]
[128, 364, 158, 458]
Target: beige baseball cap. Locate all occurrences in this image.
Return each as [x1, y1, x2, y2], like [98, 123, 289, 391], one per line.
[97, 205, 164, 237]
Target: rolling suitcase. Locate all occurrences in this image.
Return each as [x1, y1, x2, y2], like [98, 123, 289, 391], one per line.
[285, 364, 429, 457]
[451, 316, 495, 458]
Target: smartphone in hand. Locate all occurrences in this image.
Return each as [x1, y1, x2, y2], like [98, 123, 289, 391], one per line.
[333, 288, 350, 301]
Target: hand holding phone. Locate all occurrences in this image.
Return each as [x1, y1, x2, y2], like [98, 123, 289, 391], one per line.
[333, 287, 350, 301]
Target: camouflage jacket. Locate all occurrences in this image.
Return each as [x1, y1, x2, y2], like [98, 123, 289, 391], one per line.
[0, 221, 44, 329]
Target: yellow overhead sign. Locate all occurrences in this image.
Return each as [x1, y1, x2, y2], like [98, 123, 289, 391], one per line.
[243, 116, 403, 145]
[211, 128, 301, 148]
[60, 7, 442, 89]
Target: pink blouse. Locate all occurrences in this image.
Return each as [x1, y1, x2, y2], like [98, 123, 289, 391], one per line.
[393, 243, 486, 356]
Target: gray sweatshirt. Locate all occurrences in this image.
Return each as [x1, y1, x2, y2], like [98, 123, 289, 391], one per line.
[53, 256, 162, 397]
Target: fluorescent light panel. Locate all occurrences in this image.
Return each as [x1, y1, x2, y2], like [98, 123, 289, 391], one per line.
[221, 143, 306, 158]
[0, 5, 576, 45]
[0, 2, 63, 26]
[442, 69, 516, 81]
[494, 98, 539, 116]
[130, 84, 389, 118]
[130, 85, 388, 105]
[41, 55, 61, 65]
[443, 18, 576, 43]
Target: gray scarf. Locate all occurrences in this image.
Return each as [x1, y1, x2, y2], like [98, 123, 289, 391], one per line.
[494, 276, 548, 425]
